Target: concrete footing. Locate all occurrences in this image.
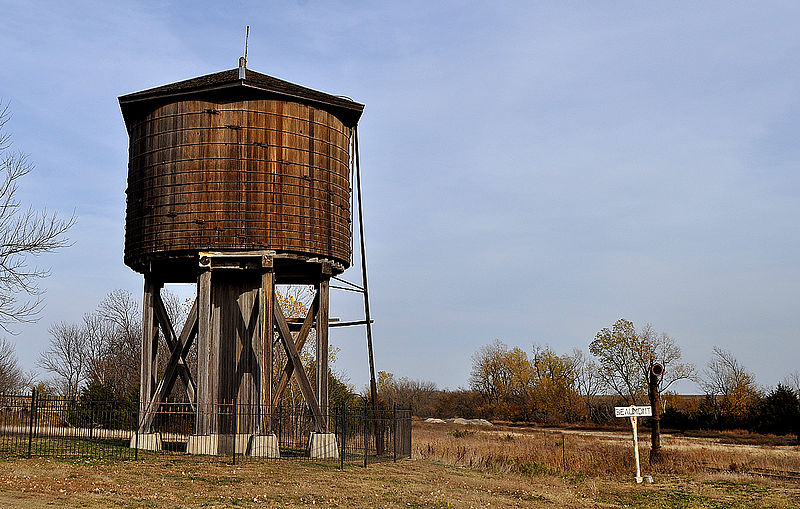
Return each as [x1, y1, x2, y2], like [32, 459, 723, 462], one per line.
[248, 434, 280, 458]
[187, 434, 276, 456]
[130, 432, 162, 451]
[308, 432, 339, 459]
[187, 434, 235, 455]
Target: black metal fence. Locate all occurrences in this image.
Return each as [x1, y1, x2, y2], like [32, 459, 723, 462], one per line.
[0, 390, 411, 467]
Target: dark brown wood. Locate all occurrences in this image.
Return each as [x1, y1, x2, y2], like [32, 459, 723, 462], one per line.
[123, 98, 353, 278]
[139, 277, 160, 426]
[196, 269, 212, 434]
[317, 278, 330, 428]
[119, 68, 364, 128]
[271, 292, 319, 412]
[230, 280, 261, 432]
[273, 296, 323, 431]
[260, 270, 275, 432]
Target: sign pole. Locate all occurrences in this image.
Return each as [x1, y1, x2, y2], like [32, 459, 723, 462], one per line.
[615, 404, 652, 483]
[630, 414, 642, 483]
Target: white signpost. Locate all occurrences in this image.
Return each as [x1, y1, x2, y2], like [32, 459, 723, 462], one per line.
[615, 405, 652, 483]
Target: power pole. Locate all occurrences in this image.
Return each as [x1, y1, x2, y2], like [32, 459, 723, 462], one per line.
[649, 363, 664, 464]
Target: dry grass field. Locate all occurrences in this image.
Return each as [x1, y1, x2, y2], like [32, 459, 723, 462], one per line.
[0, 422, 796, 508]
[413, 421, 800, 477]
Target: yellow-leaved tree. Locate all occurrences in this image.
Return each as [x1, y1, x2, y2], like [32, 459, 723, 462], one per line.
[589, 318, 695, 404]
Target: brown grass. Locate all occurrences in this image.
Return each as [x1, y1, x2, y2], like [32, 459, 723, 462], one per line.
[413, 422, 800, 478]
[0, 424, 797, 508]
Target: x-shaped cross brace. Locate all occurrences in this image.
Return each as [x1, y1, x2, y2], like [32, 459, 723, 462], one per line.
[139, 295, 198, 432]
[271, 294, 323, 432]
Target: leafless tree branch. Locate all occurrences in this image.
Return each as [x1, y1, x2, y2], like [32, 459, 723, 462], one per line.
[0, 102, 74, 332]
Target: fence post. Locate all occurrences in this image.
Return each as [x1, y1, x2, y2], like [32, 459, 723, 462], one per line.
[392, 403, 397, 462]
[363, 398, 368, 468]
[134, 404, 139, 461]
[88, 400, 94, 440]
[27, 387, 37, 459]
[339, 402, 346, 470]
[232, 401, 238, 465]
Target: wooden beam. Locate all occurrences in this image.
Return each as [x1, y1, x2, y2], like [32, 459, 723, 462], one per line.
[271, 293, 318, 411]
[153, 293, 197, 404]
[139, 301, 198, 431]
[139, 277, 161, 427]
[196, 269, 212, 434]
[260, 270, 275, 432]
[273, 298, 323, 431]
[317, 278, 330, 429]
[234, 295, 260, 398]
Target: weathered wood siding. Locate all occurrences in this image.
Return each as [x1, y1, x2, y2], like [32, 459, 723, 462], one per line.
[124, 99, 352, 274]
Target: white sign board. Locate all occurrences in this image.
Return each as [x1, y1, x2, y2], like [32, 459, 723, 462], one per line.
[615, 405, 652, 483]
[615, 406, 652, 418]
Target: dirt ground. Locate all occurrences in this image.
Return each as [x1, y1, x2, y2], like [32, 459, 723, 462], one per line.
[0, 454, 797, 508]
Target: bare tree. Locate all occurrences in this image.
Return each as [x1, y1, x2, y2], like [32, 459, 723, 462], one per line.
[38, 288, 197, 399]
[570, 348, 605, 420]
[0, 103, 74, 332]
[702, 346, 757, 398]
[38, 321, 86, 396]
[0, 337, 29, 393]
[39, 290, 140, 398]
[377, 370, 439, 416]
[702, 346, 760, 421]
[782, 370, 800, 395]
[95, 289, 141, 397]
[81, 311, 114, 387]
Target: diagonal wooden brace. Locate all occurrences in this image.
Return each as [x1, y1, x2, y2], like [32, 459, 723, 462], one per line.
[139, 300, 198, 431]
[271, 293, 319, 412]
[273, 297, 323, 432]
[234, 296, 261, 394]
[153, 292, 197, 403]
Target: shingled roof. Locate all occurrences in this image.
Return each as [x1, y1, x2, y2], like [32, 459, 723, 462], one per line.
[119, 68, 364, 127]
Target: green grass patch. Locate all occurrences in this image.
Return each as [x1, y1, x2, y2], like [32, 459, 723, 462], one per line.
[449, 429, 475, 438]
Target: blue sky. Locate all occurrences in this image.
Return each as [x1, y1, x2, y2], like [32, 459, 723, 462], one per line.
[1, 1, 798, 392]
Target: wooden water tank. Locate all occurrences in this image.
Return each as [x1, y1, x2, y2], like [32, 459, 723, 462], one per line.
[119, 68, 364, 281]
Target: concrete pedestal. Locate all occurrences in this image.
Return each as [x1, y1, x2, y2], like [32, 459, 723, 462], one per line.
[308, 432, 339, 459]
[248, 434, 280, 458]
[187, 434, 233, 455]
[130, 432, 162, 451]
[186, 434, 263, 455]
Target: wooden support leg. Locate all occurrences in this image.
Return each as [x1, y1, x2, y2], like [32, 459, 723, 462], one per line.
[260, 270, 275, 432]
[316, 278, 330, 430]
[196, 269, 212, 434]
[140, 277, 161, 429]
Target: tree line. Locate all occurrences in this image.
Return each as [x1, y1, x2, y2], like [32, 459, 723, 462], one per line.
[377, 318, 799, 436]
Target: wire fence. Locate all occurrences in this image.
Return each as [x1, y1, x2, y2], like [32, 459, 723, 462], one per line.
[0, 390, 411, 467]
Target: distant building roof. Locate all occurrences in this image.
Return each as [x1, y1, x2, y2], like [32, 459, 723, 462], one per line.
[119, 68, 364, 127]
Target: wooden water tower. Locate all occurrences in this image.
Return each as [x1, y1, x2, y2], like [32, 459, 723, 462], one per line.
[119, 61, 364, 454]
